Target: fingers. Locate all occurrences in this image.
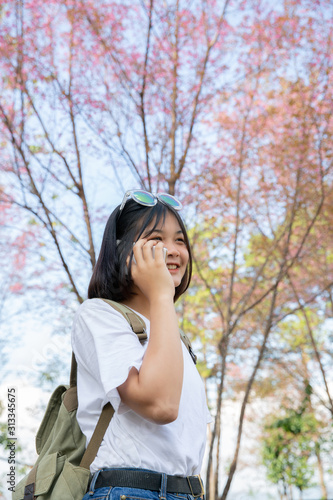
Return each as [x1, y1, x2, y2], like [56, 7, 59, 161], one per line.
[132, 239, 165, 264]
[130, 239, 174, 300]
[152, 243, 167, 262]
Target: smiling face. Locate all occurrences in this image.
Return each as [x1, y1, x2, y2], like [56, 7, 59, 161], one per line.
[143, 211, 189, 288]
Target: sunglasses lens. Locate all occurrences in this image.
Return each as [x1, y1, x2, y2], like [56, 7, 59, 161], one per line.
[132, 190, 156, 206]
[158, 193, 182, 210]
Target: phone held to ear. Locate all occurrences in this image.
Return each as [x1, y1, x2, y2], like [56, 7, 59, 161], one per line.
[133, 246, 168, 264]
[152, 246, 168, 261]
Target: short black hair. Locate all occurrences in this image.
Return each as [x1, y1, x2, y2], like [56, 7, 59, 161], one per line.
[88, 199, 192, 302]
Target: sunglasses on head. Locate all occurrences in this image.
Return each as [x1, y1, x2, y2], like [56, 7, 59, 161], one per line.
[119, 190, 183, 214]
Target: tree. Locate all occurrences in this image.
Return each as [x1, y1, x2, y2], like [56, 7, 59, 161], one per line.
[0, 0, 232, 301]
[257, 306, 333, 499]
[180, 1, 333, 495]
[1, 0, 333, 498]
[262, 411, 316, 499]
[261, 385, 332, 500]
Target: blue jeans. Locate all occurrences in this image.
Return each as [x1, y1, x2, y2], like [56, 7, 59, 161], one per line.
[82, 468, 202, 500]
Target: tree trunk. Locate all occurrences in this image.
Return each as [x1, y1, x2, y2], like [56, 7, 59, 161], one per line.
[315, 447, 328, 500]
[205, 334, 228, 500]
[214, 414, 221, 499]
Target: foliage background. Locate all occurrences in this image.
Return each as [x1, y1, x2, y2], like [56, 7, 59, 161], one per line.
[0, 0, 333, 498]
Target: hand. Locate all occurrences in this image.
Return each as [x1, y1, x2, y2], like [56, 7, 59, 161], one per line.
[129, 239, 175, 301]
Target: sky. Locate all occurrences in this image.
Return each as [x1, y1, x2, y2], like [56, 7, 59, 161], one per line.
[1, 167, 333, 499]
[1, 1, 333, 494]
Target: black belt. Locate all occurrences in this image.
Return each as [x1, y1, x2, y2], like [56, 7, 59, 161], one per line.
[91, 469, 204, 498]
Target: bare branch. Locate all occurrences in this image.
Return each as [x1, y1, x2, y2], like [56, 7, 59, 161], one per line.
[139, 0, 154, 191]
[287, 273, 333, 417]
[176, 0, 230, 181]
[168, 0, 180, 195]
[0, 104, 83, 303]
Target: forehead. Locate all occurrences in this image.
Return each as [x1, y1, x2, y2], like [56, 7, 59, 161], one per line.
[145, 211, 183, 233]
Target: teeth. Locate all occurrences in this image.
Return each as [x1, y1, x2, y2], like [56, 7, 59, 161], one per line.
[167, 265, 178, 270]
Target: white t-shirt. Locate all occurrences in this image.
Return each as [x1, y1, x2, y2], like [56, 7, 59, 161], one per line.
[71, 298, 211, 476]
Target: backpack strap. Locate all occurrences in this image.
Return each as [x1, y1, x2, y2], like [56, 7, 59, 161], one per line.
[101, 298, 148, 340]
[101, 298, 197, 364]
[70, 353, 78, 388]
[180, 329, 197, 365]
[79, 402, 115, 469]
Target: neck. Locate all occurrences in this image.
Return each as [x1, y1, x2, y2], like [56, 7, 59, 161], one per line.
[121, 288, 151, 320]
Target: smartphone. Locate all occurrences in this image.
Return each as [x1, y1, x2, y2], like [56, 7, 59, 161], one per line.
[133, 246, 168, 264]
[152, 246, 168, 261]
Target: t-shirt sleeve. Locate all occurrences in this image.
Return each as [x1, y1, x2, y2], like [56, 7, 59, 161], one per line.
[72, 298, 146, 414]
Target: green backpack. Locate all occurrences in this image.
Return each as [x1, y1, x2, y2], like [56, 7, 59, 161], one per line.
[13, 299, 196, 500]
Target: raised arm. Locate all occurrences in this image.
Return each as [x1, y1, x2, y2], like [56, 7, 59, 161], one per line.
[117, 240, 184, 425]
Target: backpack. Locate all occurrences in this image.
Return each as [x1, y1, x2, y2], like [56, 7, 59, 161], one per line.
[13, 299, 196, 500]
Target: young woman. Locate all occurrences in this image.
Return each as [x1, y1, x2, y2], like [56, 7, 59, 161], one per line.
[72, 190, 211, 500]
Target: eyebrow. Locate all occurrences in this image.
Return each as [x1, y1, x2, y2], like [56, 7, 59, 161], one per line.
[144, 229, 184, 235]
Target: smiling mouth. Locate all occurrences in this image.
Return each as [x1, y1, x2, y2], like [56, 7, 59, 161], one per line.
[167, 264, 179, 270]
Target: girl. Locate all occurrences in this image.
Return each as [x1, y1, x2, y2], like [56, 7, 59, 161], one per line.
[72, 190, 211, 500]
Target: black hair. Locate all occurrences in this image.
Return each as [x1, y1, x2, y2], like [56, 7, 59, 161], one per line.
[88, 199, 192, 302]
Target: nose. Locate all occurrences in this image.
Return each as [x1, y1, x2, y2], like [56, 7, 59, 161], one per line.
[165, 242, 180, 257]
